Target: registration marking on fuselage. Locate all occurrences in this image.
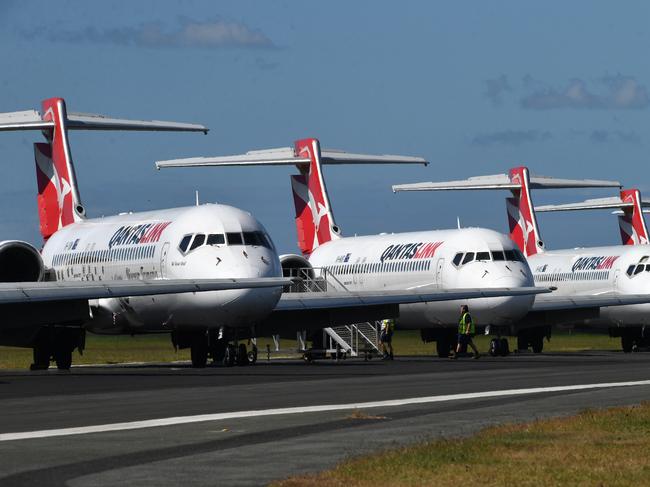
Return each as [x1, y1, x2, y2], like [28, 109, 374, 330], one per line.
[2, 379, 649, 442]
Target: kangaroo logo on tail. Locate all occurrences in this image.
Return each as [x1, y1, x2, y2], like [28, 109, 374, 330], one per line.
[506, 167, 544, 256]
[35, 98, 85, 239]
[290, 138, 341, 256]
[618, 189, 649, 245]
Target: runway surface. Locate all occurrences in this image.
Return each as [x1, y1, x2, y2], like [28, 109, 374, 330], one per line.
[1, 351, 650, 486]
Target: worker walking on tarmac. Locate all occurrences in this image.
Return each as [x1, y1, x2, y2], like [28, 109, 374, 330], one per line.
[450, 304, 480, 359]
[380, 318, 395, 360]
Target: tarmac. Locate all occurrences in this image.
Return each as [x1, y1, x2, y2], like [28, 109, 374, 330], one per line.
[1, 351, 649, 486]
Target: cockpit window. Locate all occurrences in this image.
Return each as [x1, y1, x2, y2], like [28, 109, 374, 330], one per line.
[476, 251, 491, 261]
[453, 253, 463, 266]
[179, 234, 192, 253]
[635, 264, 645, 275]
[190, 234, 205, 251]
[627, 265, 636, 277]
[226, 232, 243, 245]
[462, 252, 475, 265]
[504, 250, 517, 261]
[207, 234, 225, 245]
[256, 231, 274, 249]
[492, 251, 505, 261]
[243, 232, 263, 246]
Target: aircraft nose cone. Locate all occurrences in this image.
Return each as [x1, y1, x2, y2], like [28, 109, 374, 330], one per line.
[487, 275, 535, 318]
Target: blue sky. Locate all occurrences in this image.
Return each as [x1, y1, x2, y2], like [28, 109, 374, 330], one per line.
[1, 1, 650, 252]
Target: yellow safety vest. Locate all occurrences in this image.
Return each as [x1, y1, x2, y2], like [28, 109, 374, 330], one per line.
[382, 319, 395, 333]
[458, 312, 475, 335]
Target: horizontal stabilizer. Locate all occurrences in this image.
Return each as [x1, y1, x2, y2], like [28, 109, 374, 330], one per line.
[393, 174, 621, 192]
[0, 109, 208, 133]
[536, 197, 650, 213]
[156, 147, 428, 169]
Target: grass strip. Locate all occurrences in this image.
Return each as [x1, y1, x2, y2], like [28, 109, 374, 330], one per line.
[273, 402, 650, 487]
[0, 330, 622, 369]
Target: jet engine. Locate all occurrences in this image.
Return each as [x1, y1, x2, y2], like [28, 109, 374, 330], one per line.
[279, 254, 314, 280]
[0, 240, 44, 282]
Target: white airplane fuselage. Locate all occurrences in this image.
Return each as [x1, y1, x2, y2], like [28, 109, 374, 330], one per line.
[308, 228, 536, 329]
[42, 204, 283, 334]
[529, 245, 650, 327]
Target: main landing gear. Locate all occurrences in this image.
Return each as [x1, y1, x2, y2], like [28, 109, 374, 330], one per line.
[488, 337, 510, 357]
[30, 326, 85, 371]
[516, 327, 549, 353]
[173, 330, 258, 368]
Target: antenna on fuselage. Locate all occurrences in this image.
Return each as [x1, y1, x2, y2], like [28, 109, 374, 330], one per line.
[195, 190, 200, 206]
[457, 216, 461, 229]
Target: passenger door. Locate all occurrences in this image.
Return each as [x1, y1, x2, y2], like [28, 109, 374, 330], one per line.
[160, 242, 170, 279]
[435, 258, 444, 288]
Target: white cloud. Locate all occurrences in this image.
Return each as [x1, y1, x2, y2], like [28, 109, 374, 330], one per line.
[36, 18, 275, 49]
[521, 75, 649, 110]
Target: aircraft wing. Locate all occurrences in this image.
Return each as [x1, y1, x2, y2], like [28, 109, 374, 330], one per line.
[0, 277, 291, 305]
[275, 287, 549, 311]
[531, 292, 650, 312]
[260, 287, 550, 333]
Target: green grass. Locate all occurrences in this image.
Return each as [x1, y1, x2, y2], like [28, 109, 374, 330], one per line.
[392, 330, 620, 355]
[0, 334, 298, 369]
[0, 330, 621, 369]
[273, 403, 650, 487]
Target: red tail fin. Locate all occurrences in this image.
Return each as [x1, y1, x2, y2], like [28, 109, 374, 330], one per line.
[35, 97, 85, 239]
[506, 167, 544, 256]
[618, 188, 649, 245]
[290, 138, 341, 256]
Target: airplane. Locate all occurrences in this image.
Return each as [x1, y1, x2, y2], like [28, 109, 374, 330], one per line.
[393, 167, 650, 353]
[535, 188, 650, 246]
[156, 138, 551, 358]
[0, 97, 297, 369]
[0, 102, 549, 369]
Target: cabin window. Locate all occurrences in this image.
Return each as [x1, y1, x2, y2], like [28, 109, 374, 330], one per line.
[476, 252, 491, 261]
[452, 253, 463, 266]
[462, 252, 475, 265]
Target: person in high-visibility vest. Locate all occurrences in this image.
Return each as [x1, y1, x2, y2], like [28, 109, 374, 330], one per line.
[450, 304, 480, 359]
[380, 318, 395, 360]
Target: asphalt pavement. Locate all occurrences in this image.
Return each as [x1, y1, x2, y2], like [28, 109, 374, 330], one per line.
[1, 351, 649, 486]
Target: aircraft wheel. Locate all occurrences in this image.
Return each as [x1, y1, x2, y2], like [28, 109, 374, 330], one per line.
[517, 334, 528, 351]
[499, 338, 510, 357]
[212, 341, 226, 364]
[236, 344, 248, 366]
[223, 344, 236, 367]
[191, 343, 208, 368]
[488, 338, 500, 357]
[247, 345, 258, 365]
[436, 338, 452, 358]
[531, 335, 544, 354]
[621, 335, 634, 353]
[54, 349, 72, 370]
[30, 346, 50, 371]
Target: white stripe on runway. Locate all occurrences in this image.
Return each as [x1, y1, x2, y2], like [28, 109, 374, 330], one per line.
[2, 379, 649, 442]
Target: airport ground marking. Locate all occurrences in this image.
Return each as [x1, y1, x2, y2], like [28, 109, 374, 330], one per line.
[2, 379, 650, 442]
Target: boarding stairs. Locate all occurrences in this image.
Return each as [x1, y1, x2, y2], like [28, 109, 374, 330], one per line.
[280, 267, 383, 359]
